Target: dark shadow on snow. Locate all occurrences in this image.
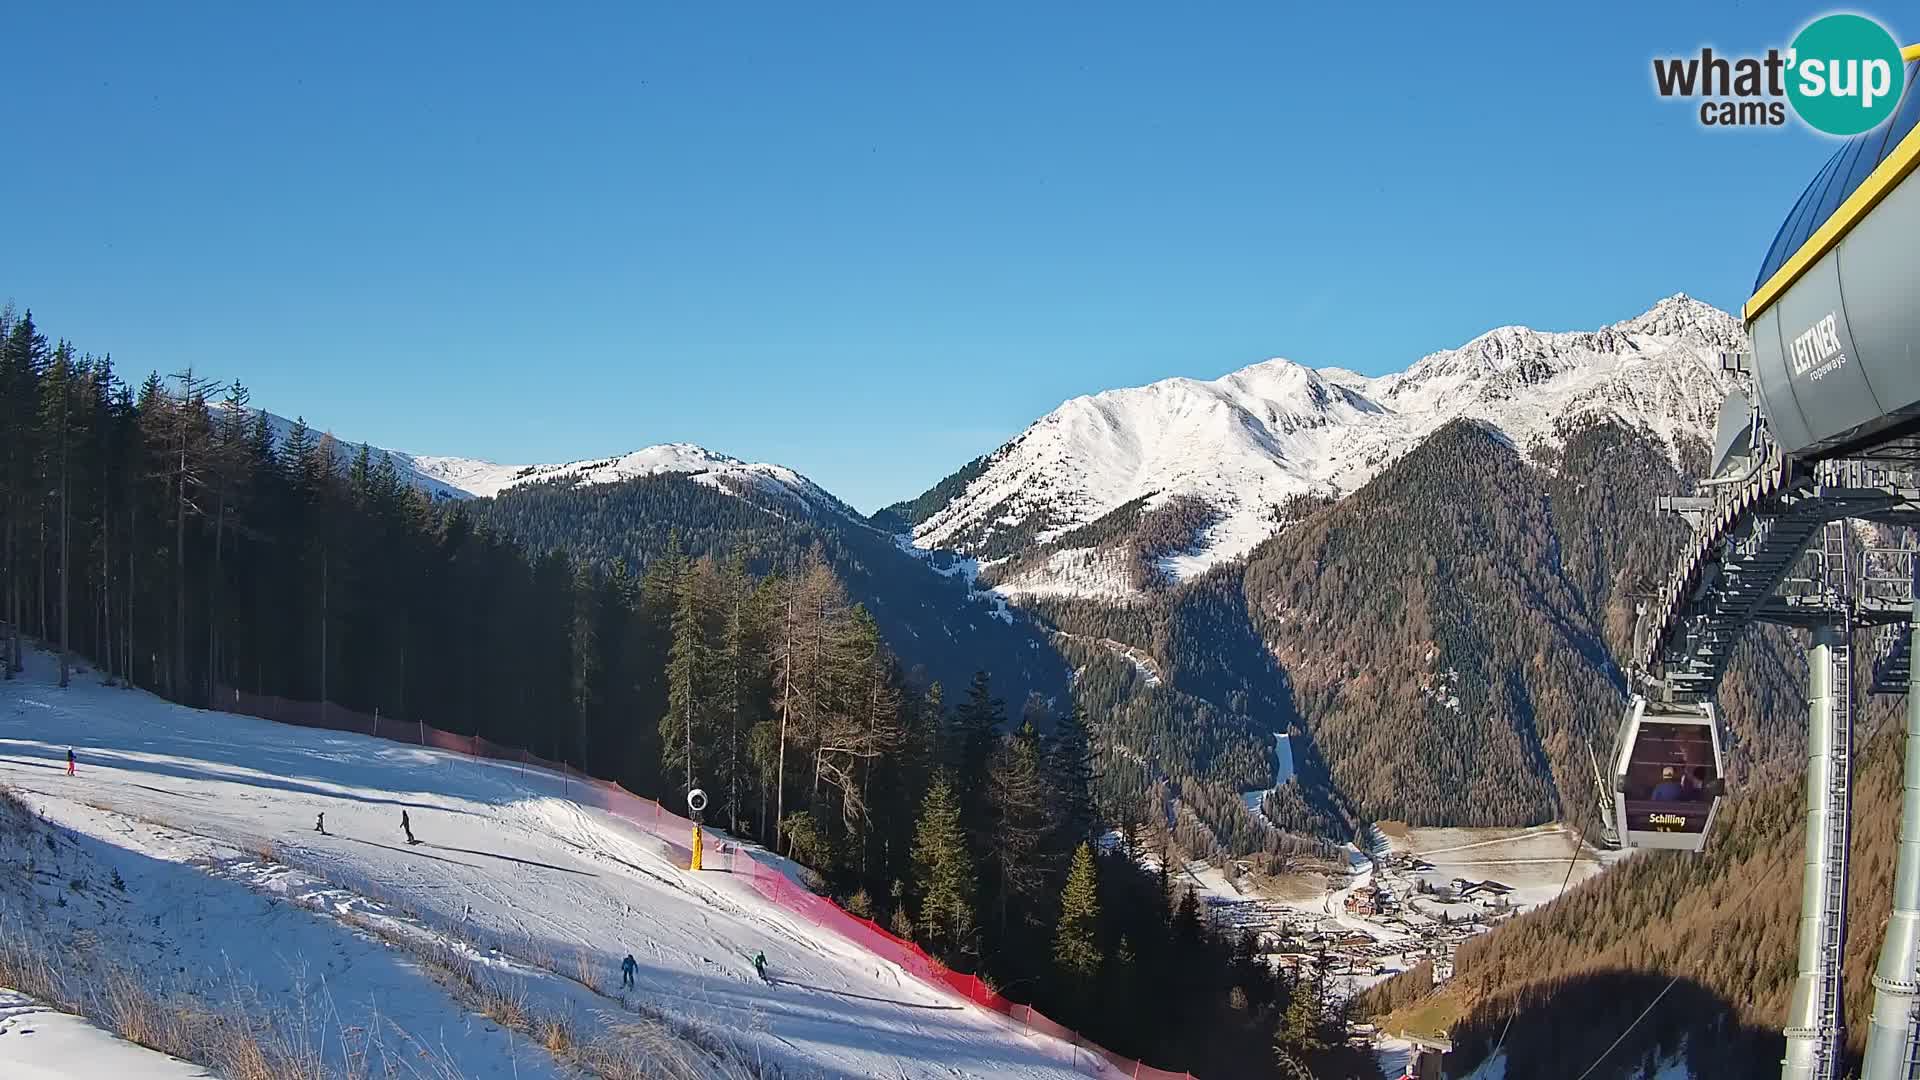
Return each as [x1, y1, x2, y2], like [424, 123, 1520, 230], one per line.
[420, 843, 595, 877]
[335, 835, 484, 870]
[767, 977, 963, 1010]
[0, 743, 478, 817]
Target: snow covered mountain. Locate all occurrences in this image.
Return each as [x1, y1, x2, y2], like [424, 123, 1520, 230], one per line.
[246, 408, 856, 519]
[898, 294, 1741, 599]
[406, 443, 858, 517]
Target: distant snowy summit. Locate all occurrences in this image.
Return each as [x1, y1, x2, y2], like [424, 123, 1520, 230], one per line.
[905, 294, 1740, 598]
[405, 442, 857, 517]
[260, 292, 1740, 605]
[246, 407, 857, 520]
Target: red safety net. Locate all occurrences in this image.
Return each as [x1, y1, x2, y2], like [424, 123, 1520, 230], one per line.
[213, 686, 1195, 1079]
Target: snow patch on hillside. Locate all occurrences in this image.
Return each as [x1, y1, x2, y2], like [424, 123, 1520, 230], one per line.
[0, 990, 214, 1079]
[993, 548, 1138, 602]
[891, 535, 1016, 624]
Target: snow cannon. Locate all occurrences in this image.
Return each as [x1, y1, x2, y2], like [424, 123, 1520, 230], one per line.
[687, 787, 708, 871]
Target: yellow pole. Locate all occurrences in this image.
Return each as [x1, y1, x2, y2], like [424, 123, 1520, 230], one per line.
[691, 824, 703, 871]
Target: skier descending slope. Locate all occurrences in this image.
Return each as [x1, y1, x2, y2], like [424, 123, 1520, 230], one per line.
[66, 747, 74, 776]
[621, 953, 637, 989]
[401, 809, 417, 845]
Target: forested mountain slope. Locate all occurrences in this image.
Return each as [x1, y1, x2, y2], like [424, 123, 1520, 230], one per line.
[0, 306, 1377, 1080]
[1417, 692, 1909, 1079]
[470, 473, 1070, 710]
[867, 298, 1810, 850]
[1032, 411, 1809, 853]
[1243, 416, 1805, 832]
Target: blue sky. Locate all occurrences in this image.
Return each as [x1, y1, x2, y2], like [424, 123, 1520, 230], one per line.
[0, 2, 1887, 510]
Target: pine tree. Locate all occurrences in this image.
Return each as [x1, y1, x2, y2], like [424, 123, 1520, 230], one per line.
[661, 558, 718, 797]
[37, 342, 76, 687]
[989, 720, 1050, 935]
[1273, 973, 1330, 1079]
[1, 312, 49, 676]
[816, 603, 898, 850]
[205, 380, 253, 698]
[1104, 933, 1138, 1033]
[571, 562, 598, 767]
[1052, 841, 1102, 1002]
[911, 776, 976, 963]
[1045, 702, 1100, 852]
[1174, 884, 1202, 947]
[948, 670, 1006, 853]
[771, 555, 847, 854]
[888, 878, 914, 938]
[717, 555, 765, 833]
[157, 370, 214, 701]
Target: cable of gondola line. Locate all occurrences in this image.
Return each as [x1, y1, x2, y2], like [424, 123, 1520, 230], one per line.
[1490, 1012, 1514, 1056]
[1477, 825, 1588, 1067]
[1567, 863, 1776, 1079]
[1571, 975, 1683, 1080]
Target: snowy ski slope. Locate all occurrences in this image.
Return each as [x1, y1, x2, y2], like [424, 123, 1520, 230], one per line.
[0, 990, 213, 1079]
[0, 651, 1104, 1079]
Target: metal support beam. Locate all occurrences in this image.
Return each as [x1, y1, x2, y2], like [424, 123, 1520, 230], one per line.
[1861, 609, 1920, 1080]
[1783, 624, 1852, 1080]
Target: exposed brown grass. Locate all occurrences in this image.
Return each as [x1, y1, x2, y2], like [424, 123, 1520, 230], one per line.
[0, 922, 403, 1080]
[0, 788, 453, 1080]
[1, 784, 791, 1079]
[533, 1010, 576, 1055]
[396, 929, 777, 1079]
[574, 950, 605, 993]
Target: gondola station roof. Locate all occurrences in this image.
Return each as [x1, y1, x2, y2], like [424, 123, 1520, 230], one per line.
[1745, 45, 1920, 464]
[1752, 54, 1920, 307]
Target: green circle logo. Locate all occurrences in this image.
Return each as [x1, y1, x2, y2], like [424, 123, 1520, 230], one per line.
[1787, 14, 1906, 135]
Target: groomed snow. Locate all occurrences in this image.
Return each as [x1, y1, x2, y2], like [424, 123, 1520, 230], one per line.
[0, 651, 1110, 1080]
[0, 989, 213, 1079]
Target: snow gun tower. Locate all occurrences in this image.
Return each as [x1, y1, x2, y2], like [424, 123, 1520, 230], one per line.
[1616, 43, 1920, 1080]
[687, 787, 707, 871]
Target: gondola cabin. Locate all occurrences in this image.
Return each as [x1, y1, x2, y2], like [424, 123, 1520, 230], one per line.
[1610, 696, 1726, 852]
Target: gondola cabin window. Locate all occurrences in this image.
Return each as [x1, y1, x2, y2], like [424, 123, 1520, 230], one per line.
[1611, 698, 1726, 852]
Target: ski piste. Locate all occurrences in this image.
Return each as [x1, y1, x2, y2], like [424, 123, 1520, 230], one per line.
[0, 650, 1108, 1079]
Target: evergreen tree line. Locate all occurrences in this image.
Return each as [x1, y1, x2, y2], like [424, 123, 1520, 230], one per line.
[468, 470, 1072, 714]
[0, 307, 1370, 1078]
[1403, 687, 1909, 1079]
[1243, 417, 1810, 836]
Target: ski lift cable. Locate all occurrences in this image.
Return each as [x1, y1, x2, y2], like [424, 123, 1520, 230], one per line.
[1555, 825, 1584, 902]
[1571, 974, 1682, 1080]
[1567, 868, 1770, 1079]
[1490, 1012, 1515, 1056]
[1487, 824, 1588, 1056]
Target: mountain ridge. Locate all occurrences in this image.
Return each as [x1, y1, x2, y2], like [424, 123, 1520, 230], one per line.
[896, 294, 1740, 601]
